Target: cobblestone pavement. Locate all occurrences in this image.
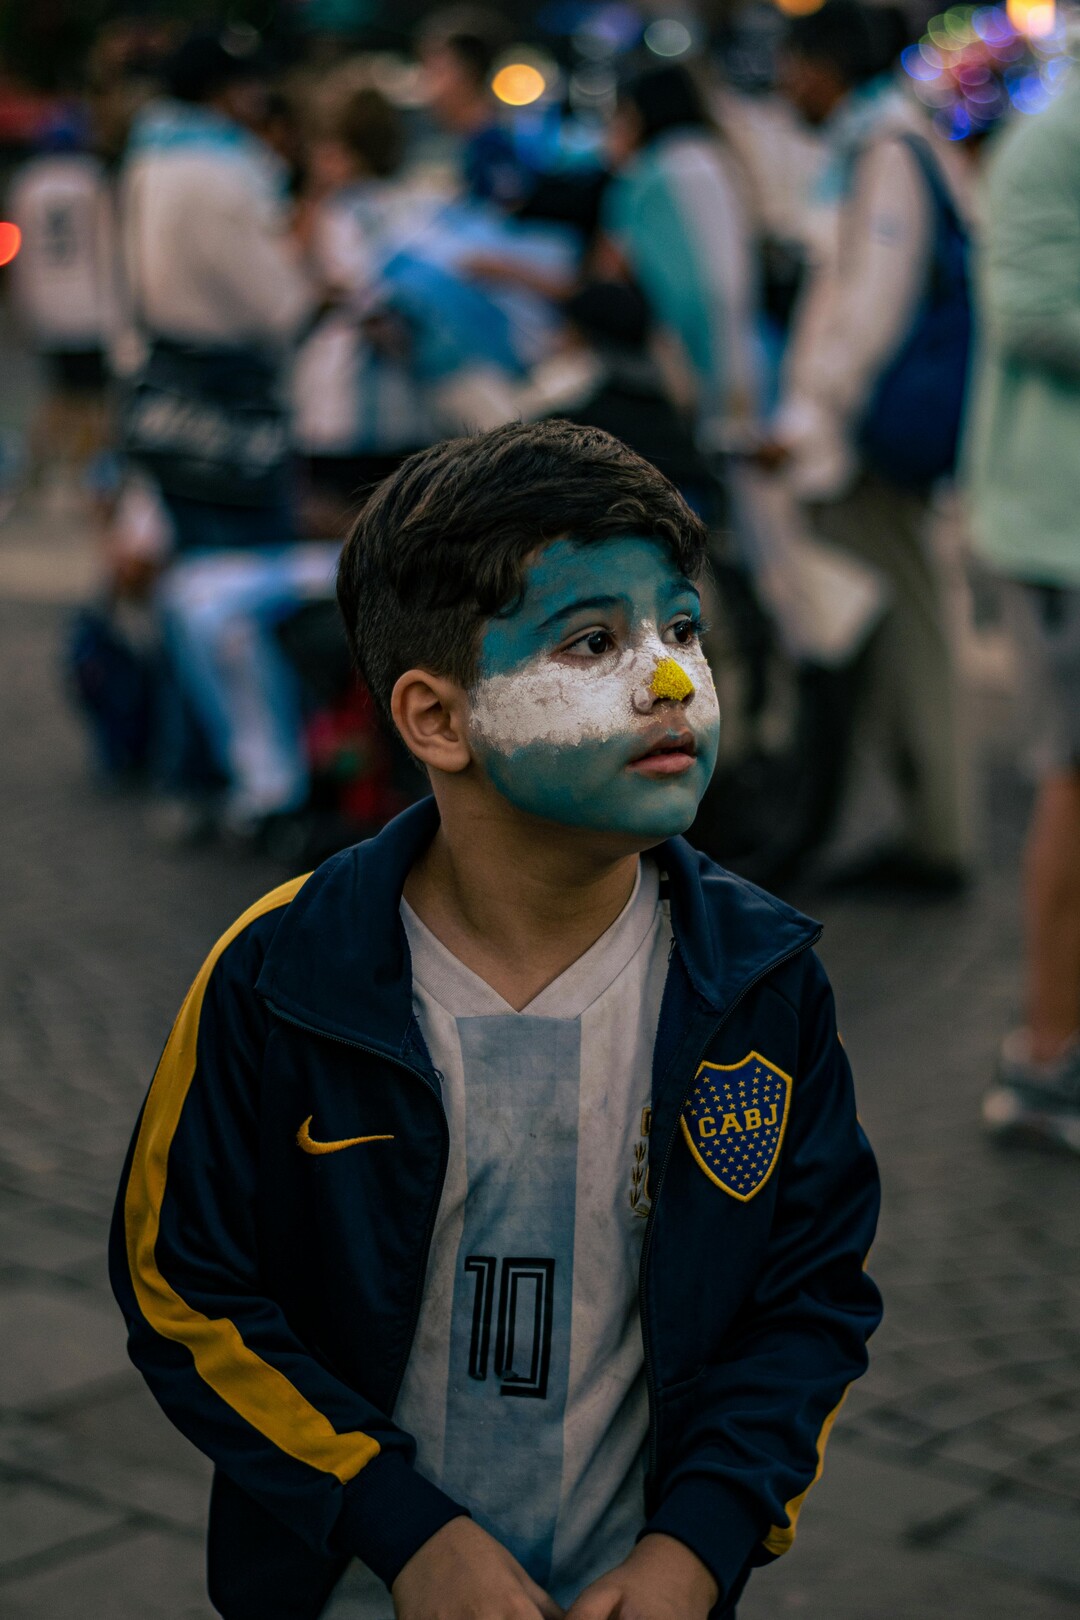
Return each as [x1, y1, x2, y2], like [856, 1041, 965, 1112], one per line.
[1, 503, 1079, 1619]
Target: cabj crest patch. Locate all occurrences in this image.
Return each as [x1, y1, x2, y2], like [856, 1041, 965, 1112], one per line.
[680, 1053, 792, 1201]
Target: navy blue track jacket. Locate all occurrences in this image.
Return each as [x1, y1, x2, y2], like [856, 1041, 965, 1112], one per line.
[110, 798, 882, 1618]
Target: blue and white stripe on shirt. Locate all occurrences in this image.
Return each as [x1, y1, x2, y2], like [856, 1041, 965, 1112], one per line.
[340, 862, 671, 1614]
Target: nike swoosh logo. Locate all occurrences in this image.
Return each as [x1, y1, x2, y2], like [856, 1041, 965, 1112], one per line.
[296, 1115, 395, 1156]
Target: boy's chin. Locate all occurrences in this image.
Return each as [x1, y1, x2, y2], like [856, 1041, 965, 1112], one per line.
[491, 773, 707, 844]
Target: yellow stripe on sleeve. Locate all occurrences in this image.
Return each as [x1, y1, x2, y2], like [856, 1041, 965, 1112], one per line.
[762, 1391, 848, 1556]
[124, 875, 382, 1485]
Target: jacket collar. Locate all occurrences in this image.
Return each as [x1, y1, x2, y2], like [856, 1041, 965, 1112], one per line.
[255, 797, 820, 1059]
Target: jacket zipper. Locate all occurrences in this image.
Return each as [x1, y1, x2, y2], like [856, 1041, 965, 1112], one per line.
[269, 919, 819, 1472]
[264, 999, 449, 1411]
[638, 930, 822, 1492]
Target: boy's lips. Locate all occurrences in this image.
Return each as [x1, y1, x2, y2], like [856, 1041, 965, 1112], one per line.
[626, 727, 698, 777]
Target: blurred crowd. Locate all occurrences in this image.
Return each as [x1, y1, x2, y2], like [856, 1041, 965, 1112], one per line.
[3, 2, 1079, 1119]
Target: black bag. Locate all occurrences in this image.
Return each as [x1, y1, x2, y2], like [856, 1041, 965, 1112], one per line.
[858, 135, 973, 490]
[122, 338, 289, 507]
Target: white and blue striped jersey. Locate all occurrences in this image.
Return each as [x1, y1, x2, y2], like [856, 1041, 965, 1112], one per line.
[346, 860, 671, 1613]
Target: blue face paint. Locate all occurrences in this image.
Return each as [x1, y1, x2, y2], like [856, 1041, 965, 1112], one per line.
[468, 537, 720, 840]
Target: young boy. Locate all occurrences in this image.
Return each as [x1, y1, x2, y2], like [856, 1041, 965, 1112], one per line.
[111, 421, 881, 1620]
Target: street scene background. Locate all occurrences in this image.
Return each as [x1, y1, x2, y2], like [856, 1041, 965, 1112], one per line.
[2, 1, 1080, 1615]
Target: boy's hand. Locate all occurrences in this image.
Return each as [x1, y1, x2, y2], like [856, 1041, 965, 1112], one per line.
[391, 1517, 565, 1619]
[563, 1533, 719, 1620]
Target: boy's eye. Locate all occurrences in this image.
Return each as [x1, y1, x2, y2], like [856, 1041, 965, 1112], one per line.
[669, 617, 701, 646]
[566, 628, 617, 657]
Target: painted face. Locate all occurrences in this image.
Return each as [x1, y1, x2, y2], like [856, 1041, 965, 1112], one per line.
[468, 536, 720, 839]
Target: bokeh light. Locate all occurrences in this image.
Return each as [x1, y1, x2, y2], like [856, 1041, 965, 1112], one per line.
[644, 19, 694, 57]
[1007, 0, 1056, 35]
[773, 0, 827, 15]
[0, 223, 21, 267]
[901, 3, 1070, 138]
[492, 62, 547, 106]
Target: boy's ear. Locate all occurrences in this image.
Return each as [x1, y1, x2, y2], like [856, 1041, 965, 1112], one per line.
[390, 668, 473, 774]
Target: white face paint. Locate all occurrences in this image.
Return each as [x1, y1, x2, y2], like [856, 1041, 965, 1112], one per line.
[464, 536, 721, 839]
[469, 628, 718, 754]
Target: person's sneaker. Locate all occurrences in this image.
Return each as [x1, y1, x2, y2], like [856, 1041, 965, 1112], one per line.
[982, 1030, 1080, 1153]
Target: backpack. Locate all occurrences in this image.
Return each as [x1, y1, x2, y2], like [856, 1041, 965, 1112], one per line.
[858, 133, 973, 490]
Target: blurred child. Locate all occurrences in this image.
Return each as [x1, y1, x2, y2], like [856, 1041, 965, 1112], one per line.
[292, 85, 435, 534]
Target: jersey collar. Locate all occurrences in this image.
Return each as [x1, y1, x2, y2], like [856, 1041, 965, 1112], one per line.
[255, 797, 821, 1059]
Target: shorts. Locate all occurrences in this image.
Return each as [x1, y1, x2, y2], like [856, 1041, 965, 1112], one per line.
[1004, 580, 1080, 774]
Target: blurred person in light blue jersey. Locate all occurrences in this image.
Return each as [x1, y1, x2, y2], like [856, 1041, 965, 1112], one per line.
[967, 68, 1080, 1151]
[119, 31, 339, 842]
[603, 61, 763, 441]
[762, 0, 975, 892]
[291, 84, 436, 531]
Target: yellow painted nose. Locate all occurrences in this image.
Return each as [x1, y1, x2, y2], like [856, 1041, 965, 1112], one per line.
[650, 657, 694, 702]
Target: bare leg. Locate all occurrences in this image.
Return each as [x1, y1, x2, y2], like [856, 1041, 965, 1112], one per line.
[1024, 768, 1080, 1063]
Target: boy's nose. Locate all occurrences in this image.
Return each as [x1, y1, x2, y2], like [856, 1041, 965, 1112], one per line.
[633, 656, 695, 713]
[650, 657, 695, 701]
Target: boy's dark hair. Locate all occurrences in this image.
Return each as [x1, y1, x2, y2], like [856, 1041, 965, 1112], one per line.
[337, 420, 709, 730]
